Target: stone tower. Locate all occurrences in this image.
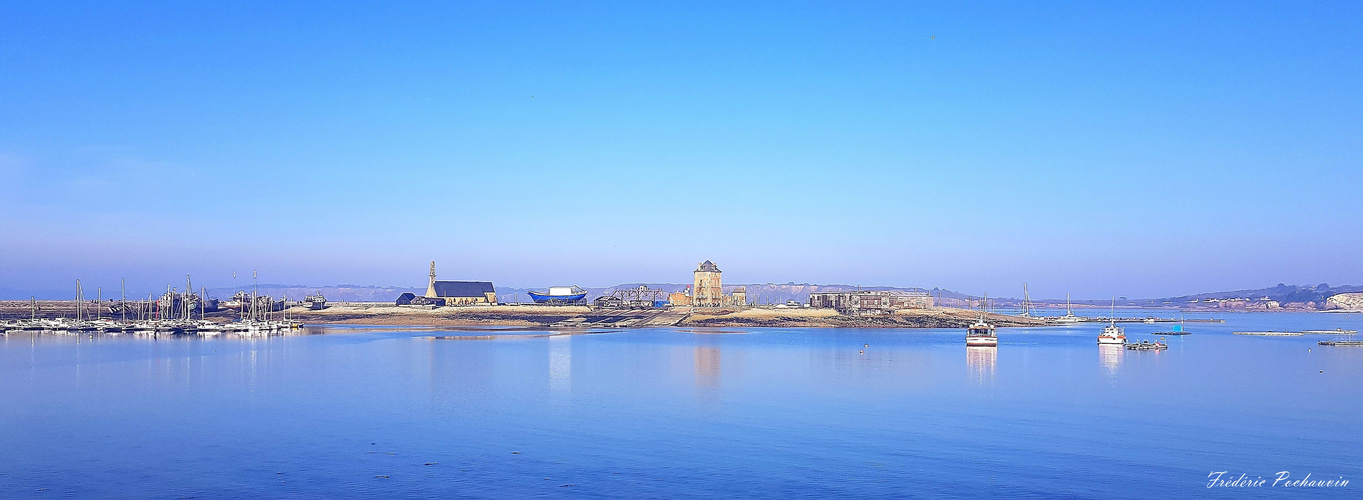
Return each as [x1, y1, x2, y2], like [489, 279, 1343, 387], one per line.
[693, 260, 723, 307]
[425, 261, 438, 298]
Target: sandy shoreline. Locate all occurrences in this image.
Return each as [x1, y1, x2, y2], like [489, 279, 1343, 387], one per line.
[276, 303, 1046, 329]
[0, 301, 1046, 329]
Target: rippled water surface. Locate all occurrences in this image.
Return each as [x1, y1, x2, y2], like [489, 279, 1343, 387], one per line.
[2, 312, 1361, 498]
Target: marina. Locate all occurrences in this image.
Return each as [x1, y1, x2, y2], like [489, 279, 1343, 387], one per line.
[0, 277, 304, 336]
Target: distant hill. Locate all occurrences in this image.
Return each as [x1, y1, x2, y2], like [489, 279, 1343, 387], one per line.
[10, 281, 1359, 310]
[202, 284, 424, 302]
[1135, 283, 1363, 307]
[980, 283, 1363, 310]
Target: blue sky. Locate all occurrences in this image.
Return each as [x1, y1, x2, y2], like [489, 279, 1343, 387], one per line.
[1, 1, 1360, 299]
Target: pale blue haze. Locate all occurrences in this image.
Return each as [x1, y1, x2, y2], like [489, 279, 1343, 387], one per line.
[2, 1, 1361, 298]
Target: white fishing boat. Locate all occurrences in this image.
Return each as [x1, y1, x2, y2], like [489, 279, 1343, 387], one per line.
[1097, 297, 1126, 345]
[966, 316, 998, 347]
[1098, 323, 1126, 344]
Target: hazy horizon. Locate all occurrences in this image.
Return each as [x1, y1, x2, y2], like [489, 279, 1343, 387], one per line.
[3, 2, 1360, 300]
[0, 277, 1352, 303]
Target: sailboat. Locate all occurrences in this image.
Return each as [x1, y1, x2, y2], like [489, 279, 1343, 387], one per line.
[1097, 297, 1126, 345]
[1055, 293, 1084, 323]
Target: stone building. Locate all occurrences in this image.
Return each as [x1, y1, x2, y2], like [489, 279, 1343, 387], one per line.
[808, 290, 933, 315]
[693, 260, 724, 307]
[669, 290, 692, 306]
[423, 261, 497, 305]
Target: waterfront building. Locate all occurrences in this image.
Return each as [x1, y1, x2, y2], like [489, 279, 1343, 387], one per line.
[429, 281, 497, 305]
[669, 289, 692, 306]
[693, 261, 723, 307]
[423, 261, 497, 305]
[395, 292, 445, 307]
[808, 290, 933, 315]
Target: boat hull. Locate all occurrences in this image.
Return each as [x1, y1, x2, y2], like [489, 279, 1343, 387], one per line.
[527, 291, 587, 303]
[966, 335, 998, 347]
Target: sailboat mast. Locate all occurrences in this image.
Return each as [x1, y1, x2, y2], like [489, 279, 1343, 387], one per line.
[1110, 296, 1116, 326]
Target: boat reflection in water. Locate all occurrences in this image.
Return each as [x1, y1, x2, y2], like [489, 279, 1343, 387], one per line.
[966, 346, 996, 383]
[1098, 344, 1124, 374]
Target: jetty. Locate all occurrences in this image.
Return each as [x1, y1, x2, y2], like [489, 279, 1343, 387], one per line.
[1317, 340, 1363, 346]
[1072, 317, 1223, 325]
[1234, 329, 1359, 336]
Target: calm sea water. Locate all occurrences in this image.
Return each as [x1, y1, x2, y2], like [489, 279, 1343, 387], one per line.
[2, 311, 1360, 498]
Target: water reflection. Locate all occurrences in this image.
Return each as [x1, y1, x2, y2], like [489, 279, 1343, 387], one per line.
[694, 346, 721, 388]
[966, 346, 996, 383]
[1098, 344, 1123, 374]
[549, 335, 571, 400]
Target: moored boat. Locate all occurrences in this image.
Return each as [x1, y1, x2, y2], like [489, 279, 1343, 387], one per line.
[1097, 298, 1125, 345]
[1126, 339, 1167, 350]
[1097, 323, 1126, 345]
[966, 316, 998, 347]
[1054, 294, 1084, 323]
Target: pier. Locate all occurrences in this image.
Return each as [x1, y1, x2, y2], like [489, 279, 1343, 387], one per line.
[1067, 316, 1224, 324]
[1236, 330, 1358, 336]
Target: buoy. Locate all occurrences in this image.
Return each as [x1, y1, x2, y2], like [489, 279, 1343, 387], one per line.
[1320, 370, 1323, 373]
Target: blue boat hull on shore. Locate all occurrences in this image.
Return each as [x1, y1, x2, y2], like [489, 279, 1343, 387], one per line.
[526, 291, 587, 303]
